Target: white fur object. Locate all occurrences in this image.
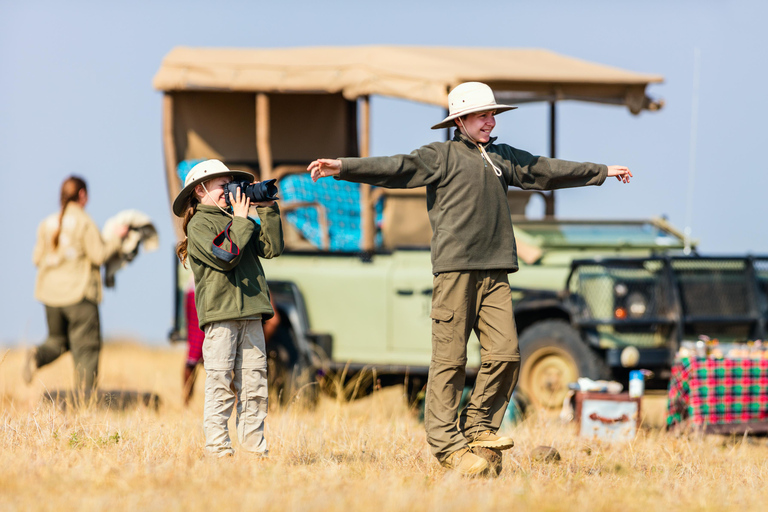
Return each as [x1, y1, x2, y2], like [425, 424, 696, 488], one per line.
[102, 209, 159, 287]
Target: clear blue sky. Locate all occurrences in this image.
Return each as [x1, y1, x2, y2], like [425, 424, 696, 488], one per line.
[1, 0, 766, 345]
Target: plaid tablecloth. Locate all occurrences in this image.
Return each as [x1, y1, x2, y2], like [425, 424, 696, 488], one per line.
[667, 357, 768, 427]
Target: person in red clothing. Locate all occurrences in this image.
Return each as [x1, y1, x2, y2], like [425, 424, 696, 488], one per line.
[182, 276, 205, 405]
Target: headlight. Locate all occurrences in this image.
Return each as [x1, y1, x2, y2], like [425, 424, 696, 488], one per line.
[626, 292, 647, 318]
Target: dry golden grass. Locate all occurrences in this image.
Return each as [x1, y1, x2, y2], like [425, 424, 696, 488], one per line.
[2, 342, 768, 511]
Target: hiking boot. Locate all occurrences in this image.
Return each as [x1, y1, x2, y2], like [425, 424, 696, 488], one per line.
[22, 348, 37, 385]
[440, 447, 490, 477]
[467, 430, 515, 450]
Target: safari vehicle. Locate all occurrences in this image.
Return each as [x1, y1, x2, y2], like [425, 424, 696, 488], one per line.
[153, 46, 666, 404]
[515, 256, 768, 410]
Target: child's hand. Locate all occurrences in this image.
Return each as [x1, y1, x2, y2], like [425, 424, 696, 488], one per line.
[607, 165, 632, 184]
[229, 186, 251, 218]
[308, 159, 341, 182]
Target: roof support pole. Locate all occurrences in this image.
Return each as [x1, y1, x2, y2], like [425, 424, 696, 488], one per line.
[360, 95, 375, 253]
[549, 100, 557, 159]
[545, 100, 557, 217]
[256, 93, 273, 180]
[162, 93, 183, 239]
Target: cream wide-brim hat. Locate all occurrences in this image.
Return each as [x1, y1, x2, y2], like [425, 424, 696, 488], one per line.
[431, 82, 517, 130]
[172, 159, 255, 217]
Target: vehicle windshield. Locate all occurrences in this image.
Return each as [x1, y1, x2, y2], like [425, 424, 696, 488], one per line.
[514, 221, 684, 248]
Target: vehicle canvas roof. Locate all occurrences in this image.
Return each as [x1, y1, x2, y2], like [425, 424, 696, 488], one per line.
[153, 45, 663, 114]
[154, 46, 665, 249]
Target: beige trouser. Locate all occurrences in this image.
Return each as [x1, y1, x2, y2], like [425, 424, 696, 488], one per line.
[425, 270, 521, 462]
[203, 319, 268, 457]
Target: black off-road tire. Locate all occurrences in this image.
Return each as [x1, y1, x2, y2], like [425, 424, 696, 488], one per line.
[518, 320, 610, 410]
[267, 321, 318, 408]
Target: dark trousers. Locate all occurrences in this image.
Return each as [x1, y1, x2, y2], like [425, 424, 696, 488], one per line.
[36, 299, 102, 393]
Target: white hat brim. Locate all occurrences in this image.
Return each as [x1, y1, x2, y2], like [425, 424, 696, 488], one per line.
[431, 104, 517, 130]
[172, 168, 255, 217]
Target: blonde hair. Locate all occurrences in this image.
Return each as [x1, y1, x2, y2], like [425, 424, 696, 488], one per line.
[53, 176, 87, 249]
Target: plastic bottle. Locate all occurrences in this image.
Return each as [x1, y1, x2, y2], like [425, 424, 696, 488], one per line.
[629, 370, 644, 398]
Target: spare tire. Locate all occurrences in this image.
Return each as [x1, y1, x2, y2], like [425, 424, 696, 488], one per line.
[518, 320, 610, 410]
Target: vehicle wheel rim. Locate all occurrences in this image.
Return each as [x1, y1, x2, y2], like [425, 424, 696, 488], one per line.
[521, 347, 578, 410]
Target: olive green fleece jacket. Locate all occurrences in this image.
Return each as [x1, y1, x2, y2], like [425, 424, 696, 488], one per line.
[339, 131, 608, 274]
[187, 204, 284, 328]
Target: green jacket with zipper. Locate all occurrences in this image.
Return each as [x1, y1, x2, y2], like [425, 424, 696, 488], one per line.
[187, 204, 284, 329]
[339, 130, 607, 274]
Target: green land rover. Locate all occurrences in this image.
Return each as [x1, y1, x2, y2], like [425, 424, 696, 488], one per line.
[154, 45, 681, 408]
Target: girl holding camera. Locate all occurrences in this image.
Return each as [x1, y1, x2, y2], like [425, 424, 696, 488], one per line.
[174, 159, 283, 457]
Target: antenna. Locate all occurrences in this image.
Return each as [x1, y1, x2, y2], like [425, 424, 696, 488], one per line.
[684, 47, 701, 255]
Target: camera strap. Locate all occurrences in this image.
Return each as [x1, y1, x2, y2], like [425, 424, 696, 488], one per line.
[211, 221, 240, 263]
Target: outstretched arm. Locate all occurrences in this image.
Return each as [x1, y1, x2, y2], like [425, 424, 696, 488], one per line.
[308, 159, 341, 182]
[308, 145, 443, 189]
[607, 165, 632, 184]
[504, 145, 626, 191]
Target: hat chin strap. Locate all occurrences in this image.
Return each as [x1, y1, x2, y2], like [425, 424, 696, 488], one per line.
[201, 182, 234, 219]
[458, 117, 502, 177]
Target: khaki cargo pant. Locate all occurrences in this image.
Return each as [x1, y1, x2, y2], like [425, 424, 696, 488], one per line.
[425, 270, 520, 462]
[203, 319, 268, 457]
[36, 299, 101, 394]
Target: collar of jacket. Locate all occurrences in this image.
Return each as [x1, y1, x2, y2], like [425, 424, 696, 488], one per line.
[63, 202, 84, 215]
[452, 129, 498, 150]
[197, 204, 233, 216]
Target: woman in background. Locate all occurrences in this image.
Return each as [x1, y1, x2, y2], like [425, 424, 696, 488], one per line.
[24, 175, 127, 395]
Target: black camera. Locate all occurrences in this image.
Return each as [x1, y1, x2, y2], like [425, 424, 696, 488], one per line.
[223, 179, 279, 206]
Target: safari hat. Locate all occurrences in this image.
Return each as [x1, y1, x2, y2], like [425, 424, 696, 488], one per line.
[172, 159, 254, 217]
[431, 82, 516, 130]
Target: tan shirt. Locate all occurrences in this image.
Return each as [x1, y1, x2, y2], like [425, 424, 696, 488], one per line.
[33, 203, 120, 307]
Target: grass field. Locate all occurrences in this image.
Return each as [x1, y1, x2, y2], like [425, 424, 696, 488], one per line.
[1, 341, 768, 511]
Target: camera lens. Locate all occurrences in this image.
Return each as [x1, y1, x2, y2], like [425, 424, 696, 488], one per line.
[224, 179, 278, 206]
[249, 179, 278, 202]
